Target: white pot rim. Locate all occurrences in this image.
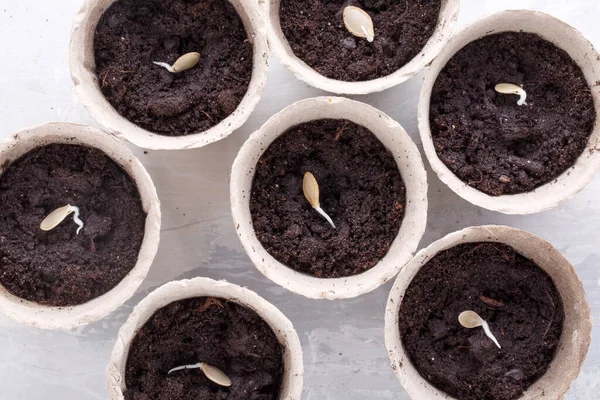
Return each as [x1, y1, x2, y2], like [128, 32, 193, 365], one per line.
[0, 122, 161, 330]
[107, 277, 304, 400]
[231, 96, 428, 299]
[418, 10, 600, 214]
[264, 0, 460, 95]
[69, 0, 269, 150]
[384, 225, 592, 400]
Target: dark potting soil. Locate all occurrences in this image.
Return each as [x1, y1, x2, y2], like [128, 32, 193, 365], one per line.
[279, 0, 441, 82]
[94, 0, 253, 136]
[398, 242, 564, 400]
[430, 32, 595, 196]
[0, 144, 146, 307]
[124, 297, 283, 400]
[249, 119, 406, 278]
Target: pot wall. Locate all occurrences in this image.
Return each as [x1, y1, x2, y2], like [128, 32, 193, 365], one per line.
[107, 278, 304, 400]
[231, 96, 428, 299]
[384, 225, 592, 400]
[70, 0, 268, 150]
[418, 10, 600, 214]
[264, 0, 460, 95]
[0, 122, 161, 330]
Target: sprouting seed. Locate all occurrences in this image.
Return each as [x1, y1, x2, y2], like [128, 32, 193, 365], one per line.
[153, 52, 201, 73]
[40, 204, 84, 235]
[458, 310, 502, 349]
[303, 172, 336, 228]
[343, 6, 375, 43]
[495, 83, 527, 106]
[168, 362, 232, 387]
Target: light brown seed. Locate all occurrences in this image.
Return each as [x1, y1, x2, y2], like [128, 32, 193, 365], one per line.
[343, 6, 375, 42]
[495, 83, 527, 106]
[200, 363, 232, 387]
[171, 52, 201, 73]
[458, 310, 484, 329]
[40, 204, 75, 231]
[303, 172, 320, 209]
[494, 83, 522, 95]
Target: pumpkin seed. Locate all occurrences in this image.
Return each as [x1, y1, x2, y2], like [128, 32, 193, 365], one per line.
[303, 172, 336, 228]
[343, 6, 375, 42]
[495, 83, 527, 106]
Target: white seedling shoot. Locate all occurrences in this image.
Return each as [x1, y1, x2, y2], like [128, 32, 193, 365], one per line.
[343, 6, 375, 42]
[153, 52, 201, 73]
[168, 362, 232, 387]
[303, 172, 336, 228]
[40, 204, 84, 235]
[495, 83, 527, 106]
[458, 310, 502, 349]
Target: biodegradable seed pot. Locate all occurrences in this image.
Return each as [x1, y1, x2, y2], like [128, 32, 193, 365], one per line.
[70, 0, 268, 150]
[107, 278, 303, 400]
[0, 123, 160, 329]
[385, 225, 592, 400]
[264, 0, 460, 95]
[419, 10, 600, 214]
[231, 97, 428, 299]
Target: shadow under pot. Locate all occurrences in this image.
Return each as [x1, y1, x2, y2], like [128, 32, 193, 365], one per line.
[231, 97, 428, 299]
[265, 0, 460, 94]
[0, 123, 160, 329]
[107, 278, 303, 400]
[385, 225, 591, 400]
[419, 10, 600, 214]
[70, 0, 268, 150]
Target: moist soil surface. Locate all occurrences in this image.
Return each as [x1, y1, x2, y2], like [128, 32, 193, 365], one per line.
[94, 0, 253, 136]
[279, 0, 441, 82]
[250, 119, 406, 278]
[430, 32, 595, 196]
[0, 144, 146, 307]
[398, 242, 564, 400]
[125, 297, 283, 400]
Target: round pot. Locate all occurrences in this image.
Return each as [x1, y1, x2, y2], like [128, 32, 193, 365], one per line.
[418, 10, 600, 214]
[264, 0, 459, 95]
[69, 0, 268, 150]
[107, 277, 304, 399]
[384, 225, 592, 400]
[0, 122, 161, 330]
[231, 96, 428, 299]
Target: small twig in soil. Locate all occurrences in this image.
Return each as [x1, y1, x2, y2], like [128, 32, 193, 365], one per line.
[334, 121, 349, 141]
[100, 71, 110, 88]
[201, 110, 215, 123]
[479, 295, 505, 309]
[541, 276, 557, 339]
[463, 243, 490, 257]
[399, 0, 410, 19]
[195, 297, 224, 313]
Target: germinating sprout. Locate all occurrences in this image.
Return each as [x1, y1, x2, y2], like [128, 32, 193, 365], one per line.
[343, 6, 375, 43]
[303, 172, 336, 228]
[153, 52, 201, 73]
[495, 83, 527, 106]
[40, 204, 84, 235]
[168, 362, 232, 387]
[458, 310, 502, 349]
